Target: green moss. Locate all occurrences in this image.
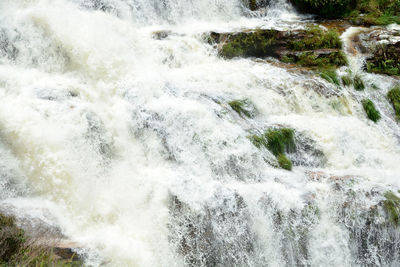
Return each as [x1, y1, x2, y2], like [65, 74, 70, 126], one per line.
[383, 191, 400, 226]
[265, 128, 295, 156]
[220, 30, 279, 59]
[320, 69, 340, 86]
[249, 128, 296, 171]
[277, 154, 293, 171]
[388, 87, 400, 120]
[341, 75, 353, 86]
[248, 134, 267, 149]
[362, 99, 381, 122]
[288, 51, 347, 68]
[367, 43, 400, 76]
[228, 99, 256, 118]
[289, 26, 342, 51]
[353, 75, 365, 91]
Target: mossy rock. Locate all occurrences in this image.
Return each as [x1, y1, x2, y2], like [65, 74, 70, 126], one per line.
[388, 87, 400, 120]
[282, 50, 347, 68]
[220, 30, 280, 59]
[288, 26, 342, 51]
[362, 99, 381, 122]
[367, 42, 400, 76]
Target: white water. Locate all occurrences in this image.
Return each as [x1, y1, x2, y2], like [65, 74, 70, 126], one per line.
[0, 0, 400, 266]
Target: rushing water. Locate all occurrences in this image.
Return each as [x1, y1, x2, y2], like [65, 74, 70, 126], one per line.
[0, 0, 400, 266]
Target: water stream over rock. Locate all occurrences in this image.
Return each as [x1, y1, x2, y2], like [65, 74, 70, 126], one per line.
[0, 0, 399, 266]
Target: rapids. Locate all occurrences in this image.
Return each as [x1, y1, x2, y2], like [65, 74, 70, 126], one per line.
[0, 0, 399, 266]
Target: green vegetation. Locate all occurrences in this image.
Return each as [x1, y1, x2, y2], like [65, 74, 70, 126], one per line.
[388, 87, 400, 120]
[353, 75, 365, 91]
[341, 75, 353, 86]
[290, 0, 354, 19]
[228, 99, 257, 118]
[383, 191, 400, 226]
[277, 154, 293, 171]
[290, 0, 400, 25]
[265, 128, 296, 156]
[289, 26, 342, 51]
[367, 43, 400, 76]
[282, 51, 347, 68]
[362, 99, 381, 122]
[351, 0, 400, 25]
[0, 213, 82, 266]
[320, 69, 340, 86]
[220, 30, 279, 59]
[249, 128, 296, 171]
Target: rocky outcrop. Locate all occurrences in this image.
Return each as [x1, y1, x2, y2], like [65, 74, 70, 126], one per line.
[366, 42, 400, 76]
[206, 27, 347, 68]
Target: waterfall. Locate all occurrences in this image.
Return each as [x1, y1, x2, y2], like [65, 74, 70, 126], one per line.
[0, 0, 399, 266]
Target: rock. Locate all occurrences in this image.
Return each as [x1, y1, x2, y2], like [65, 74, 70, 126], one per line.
[206, 26, 346, 68]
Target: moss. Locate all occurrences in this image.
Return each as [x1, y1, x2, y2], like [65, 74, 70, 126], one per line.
[220, 30, 279, 59]
[277, 154, 293, 171]
[320, 69, 340, 86]
[362, 99, 381, 122]
[353, 75, 365, 91]
[387, 87, 400, 120]
[383, 191, 400, 226]
[341, 75, 353, 86]
[287, 51, 347, 68]
[248, 134, 267, 149]
[265, 128, 295, 156]
[289, 26, 342, 51]
[249, 128, 295, 171]
[228, 99, 256, 118]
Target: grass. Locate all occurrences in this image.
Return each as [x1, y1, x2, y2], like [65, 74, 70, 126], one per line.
[228, 99, 257, 118]
[320, 69, 340, 86]
[383, 191, 400, 226]
[249, 128, 296, 171]
[388, 87, 400, 120]
[353, 75, 365, 91]
[362, 99, 381, 122]
[341, 75, 353, 86]
[0, 213, 83, 266]
[220, 30, 279, 59]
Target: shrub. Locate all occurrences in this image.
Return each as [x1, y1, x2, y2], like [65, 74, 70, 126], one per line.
[290, 0, 354, 19]
[362, 99, 381, 122]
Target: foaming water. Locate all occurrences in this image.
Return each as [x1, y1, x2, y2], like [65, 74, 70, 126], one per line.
[0, 0, 400, 266]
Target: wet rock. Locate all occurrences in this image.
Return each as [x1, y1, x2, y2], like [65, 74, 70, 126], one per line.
[0, 28, 18, 60]
[168, 193, 255, 266]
